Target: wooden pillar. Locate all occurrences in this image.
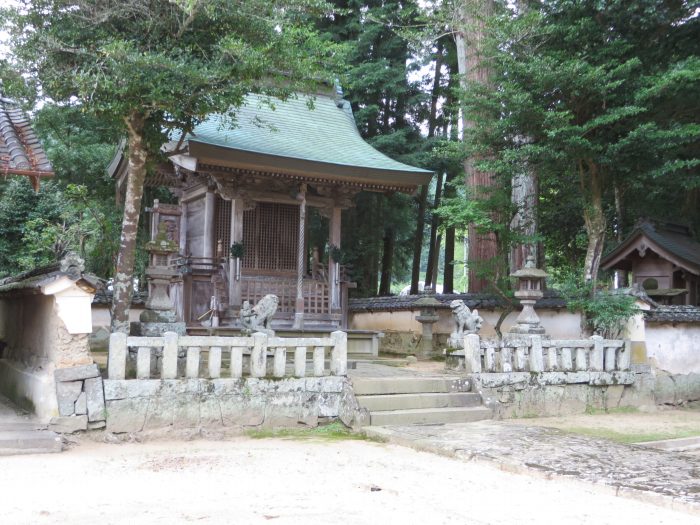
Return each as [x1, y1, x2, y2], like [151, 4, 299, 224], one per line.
[228, 198, 244, 309]
[293, 185, 307, 329]
[328, 206, 341, 312]
[179, 202, 188, 254]
[203, 190, 216, 258]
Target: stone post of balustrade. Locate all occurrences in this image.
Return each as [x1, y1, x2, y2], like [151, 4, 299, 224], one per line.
[464, 334, 482, 373]
[330, 330, 348, 376]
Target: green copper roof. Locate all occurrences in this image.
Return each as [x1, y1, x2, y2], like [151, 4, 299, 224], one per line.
[178, 93, 432, 179]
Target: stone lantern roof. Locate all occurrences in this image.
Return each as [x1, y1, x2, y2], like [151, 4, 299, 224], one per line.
[510, 255, 548, 280]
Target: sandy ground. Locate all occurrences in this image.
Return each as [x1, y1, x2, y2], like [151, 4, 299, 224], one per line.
[0, 437, 697, 525]
[504, 408, 700, 441]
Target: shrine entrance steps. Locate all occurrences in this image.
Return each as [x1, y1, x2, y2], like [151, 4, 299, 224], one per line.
[352, 377, 492, 426]
[0, 393, 62, 456]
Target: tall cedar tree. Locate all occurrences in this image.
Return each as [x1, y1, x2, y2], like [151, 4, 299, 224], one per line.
[318, 0, 428, 296]
[459, 0, 699, 284]
[3, 0, 342, 331]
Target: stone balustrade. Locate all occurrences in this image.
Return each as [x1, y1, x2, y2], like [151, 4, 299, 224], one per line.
[108, 331, 348, 380]
[461, 334, 631, 374]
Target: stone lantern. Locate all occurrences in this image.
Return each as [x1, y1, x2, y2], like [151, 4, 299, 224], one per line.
[414, 295, 441, 357]
[135, 222, 186, 336]
[509, 254, 548, 335]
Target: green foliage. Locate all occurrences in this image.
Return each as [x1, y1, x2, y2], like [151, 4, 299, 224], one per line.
[455, 0, 700, 281]
[555, 273, 639, 337]
[246, 421, 369, 441]
[0, 179, 113, 276]
[230, 242, 245, 259]
[2, 0, 346, 150]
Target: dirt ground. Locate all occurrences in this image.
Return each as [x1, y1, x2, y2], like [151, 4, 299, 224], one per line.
[0, 436, 697, 524]
[504, 408, 700, 443]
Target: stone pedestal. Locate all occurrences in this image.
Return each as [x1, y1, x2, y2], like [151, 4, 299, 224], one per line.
[416, 313, 439, 357]
[509, 254, 548, 336]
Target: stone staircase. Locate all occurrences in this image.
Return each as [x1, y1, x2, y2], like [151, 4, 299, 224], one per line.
[353, 376, 492, 426]
[0, 395, 62, 456]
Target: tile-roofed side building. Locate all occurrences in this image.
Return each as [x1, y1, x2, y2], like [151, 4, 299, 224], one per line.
[349, 290, 567, 313]
[0, 97, 53, 190]
[601, 220, 700, 306]
[644, 305, 700, 323]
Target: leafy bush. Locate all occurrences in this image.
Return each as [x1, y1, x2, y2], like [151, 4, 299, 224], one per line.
[556, 274, 639, 338]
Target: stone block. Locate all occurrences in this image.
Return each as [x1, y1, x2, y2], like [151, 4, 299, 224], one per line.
[317, 392, 341, 417]
[105, 398, 148, 433]
[55, 364, 100, 382]
[220, 396, 265, 427]
[200, 396, 224, 427]
[172, 394, 202, 429]
[88, 421, 106, 430]
[49, 415, 88, 434]
[85, 377, 106, 422]
[103, 379, 161, 400]
[142, 397, 176, 430]
[75, 392, 87, 415]
[56, 381, 83, 416]
[478, 372, 529, 389]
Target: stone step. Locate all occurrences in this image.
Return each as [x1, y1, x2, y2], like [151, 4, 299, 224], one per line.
[369, 406, 492, 426]
[0, 421, 47, 432]
[352, 377, 470, 395]
[358, 392, 482, 412]
[0, 430, 63, 456]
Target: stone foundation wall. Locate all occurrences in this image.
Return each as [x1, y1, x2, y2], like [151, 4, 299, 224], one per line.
[471, 369, 655, 419]
[103, 376, 366, 434]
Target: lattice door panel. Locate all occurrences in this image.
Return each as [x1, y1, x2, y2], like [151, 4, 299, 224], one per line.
[215, 197, 231, 256]
[242, 202, 299, 273]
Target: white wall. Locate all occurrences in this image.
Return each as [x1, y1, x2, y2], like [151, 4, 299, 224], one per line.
[350, 308, 583, 339]
[646, 322, 700, 375]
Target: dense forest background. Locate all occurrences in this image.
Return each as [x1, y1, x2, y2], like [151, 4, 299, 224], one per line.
[0, 0, 697, 302]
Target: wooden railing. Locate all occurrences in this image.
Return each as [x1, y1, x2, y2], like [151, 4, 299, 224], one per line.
[241, 276, 330, 315]
[107, 331, 347, 380]
[461, 334, 631, 374]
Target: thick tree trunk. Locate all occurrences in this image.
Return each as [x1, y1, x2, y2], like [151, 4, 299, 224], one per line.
[456, 0, 498, 293]
[612, 177, 628, 287]
[582, 161, 606, 286]
[410, 185, 429, 294]
[111, 112, 148, 333]
[443, 171, 457, 293]
[379, 228, 395, 295]
[410, 40, 445, 295]
[510, 169, 538, 271]
[424, 171, 444, 288]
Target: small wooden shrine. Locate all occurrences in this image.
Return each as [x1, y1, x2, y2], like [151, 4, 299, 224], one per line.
[602, 220, 700, 306]
[111, 88, 432, 329]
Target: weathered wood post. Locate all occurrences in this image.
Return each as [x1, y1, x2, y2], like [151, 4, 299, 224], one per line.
[108, 332, 128, 380]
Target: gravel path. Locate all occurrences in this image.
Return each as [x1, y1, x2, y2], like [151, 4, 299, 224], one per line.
[365, 421, 700, 513]
[0, 436, 697, 524]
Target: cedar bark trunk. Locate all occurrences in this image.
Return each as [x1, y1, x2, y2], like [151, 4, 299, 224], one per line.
[581, 160, 606, 286]
[410, 185, 428, 294]
[456, 0, 498, 293]
[443, 172, 457, 293]
[111, 112, 148, 333]
[378, 228, 395, 295]
[613, 177, 627, 287]
[510, 169, 538, 271]
[410, 40, 445, 294]
[424, 171, 444, 288]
